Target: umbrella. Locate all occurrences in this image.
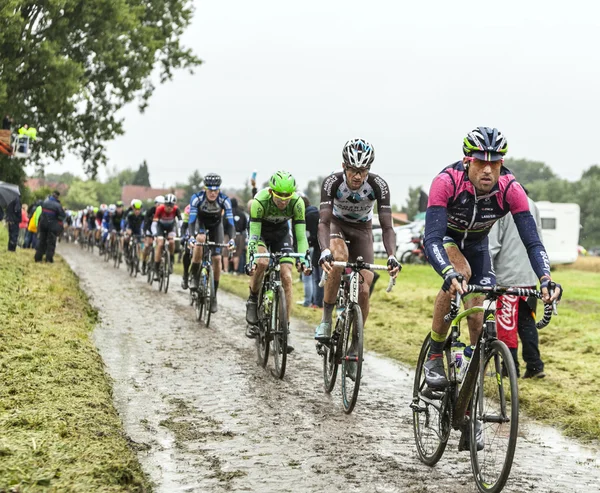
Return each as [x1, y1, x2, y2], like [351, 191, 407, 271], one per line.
[0, 181, 21, 209]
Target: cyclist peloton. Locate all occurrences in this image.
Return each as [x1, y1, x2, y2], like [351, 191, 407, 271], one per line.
[187, 173, 236, 313]
[315, 139, 400, 361]
[245, 171, 311, 353]
[151, 194, 181, 279]
[422, 127, 562, 448]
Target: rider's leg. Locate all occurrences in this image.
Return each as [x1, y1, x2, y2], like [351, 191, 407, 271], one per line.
[357, 269, 374, 323]
[190, 233, 206, 288]
[280, 263, 294, 322]
[245, 244, 268, 326]
[212, 254, 221, 292]
[155, 237, 163, 270]
[316, 237, 348, 338]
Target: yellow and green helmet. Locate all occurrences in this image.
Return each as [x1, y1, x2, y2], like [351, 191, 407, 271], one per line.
[269, 171, 296, 195]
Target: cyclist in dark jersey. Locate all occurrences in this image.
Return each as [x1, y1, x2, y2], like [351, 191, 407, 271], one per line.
[124, 199, 144, 260]
[187, 173, 236, 313]
[422, 128, 562, 448]
[142, 196, 163, 274]
[315, 139, 400, 351]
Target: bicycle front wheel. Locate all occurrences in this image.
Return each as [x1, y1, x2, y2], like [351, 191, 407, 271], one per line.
[202, 266, 214, 327]
[323, 315, 343, 393]
[470, 340, 519, 493]
[271, 286, 288, 379]
[411, 334, 449, 466]
[341, 304, 363, 414]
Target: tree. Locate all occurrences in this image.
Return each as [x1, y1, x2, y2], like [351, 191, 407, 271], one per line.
[178, 170, 203, 206]
[504, 158, 556, 186]
[401, 186, 424, 221]
[0, 1, 201, 182]
[133, 160, 151, 187]
[303, 176, 325, 208]
[63, 180, 99, 209]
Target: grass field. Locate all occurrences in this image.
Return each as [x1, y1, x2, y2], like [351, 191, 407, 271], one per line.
[0, 229, 150, 492]
[194, 259, 600, 441]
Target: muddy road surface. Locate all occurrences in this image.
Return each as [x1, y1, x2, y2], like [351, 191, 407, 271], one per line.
[61, 245, 600, 493]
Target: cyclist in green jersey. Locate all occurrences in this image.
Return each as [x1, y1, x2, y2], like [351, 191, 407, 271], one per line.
[245, 171, 311, 353]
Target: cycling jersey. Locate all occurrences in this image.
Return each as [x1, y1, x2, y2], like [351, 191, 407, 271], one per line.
[318, 171, 395, 256]
[188, 190, 235, 238]
[153, 204, 181, 224]
[248, 188, 308, 260]
[102, 210, 125, 232]
[126, 211, 144, 235]
[424, 161, 551, 280]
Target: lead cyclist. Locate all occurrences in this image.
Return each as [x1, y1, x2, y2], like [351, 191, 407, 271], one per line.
[422, 127, 563, 449]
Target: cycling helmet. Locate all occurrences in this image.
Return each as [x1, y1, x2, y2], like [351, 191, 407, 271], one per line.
[463, 127, 508, 161]
[100, 203, 108, 211]
[164, 193, 177, 205]
[93, 207, 99, 214]
[132, 199, 143, 210]
[342, 139, 375, 168]
[155, 195, 165, 205]
[204, 173, 222, 190]
[108, 204, 117, 213]
[269, 171, 296, 195]
[116, 200, 124, 208]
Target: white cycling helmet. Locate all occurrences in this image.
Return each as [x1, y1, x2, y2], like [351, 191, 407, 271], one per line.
[108, 204, 117, 213]
[342, 138, 375, 168]
[155, 195, 165, 205]
[164, 193, 177, 205]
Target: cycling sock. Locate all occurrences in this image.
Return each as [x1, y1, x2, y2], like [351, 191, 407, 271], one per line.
[429, 330, 446, 356]
[322, 302, 335, 325]
[190, 262, 200, 278]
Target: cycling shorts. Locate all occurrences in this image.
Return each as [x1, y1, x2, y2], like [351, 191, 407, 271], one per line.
[330, 216, 374, 264]
[257, 226, 294, 264]
[442, 236, 495, 287]
[196, 222, 224, 256]
[156, 222, 176, 238]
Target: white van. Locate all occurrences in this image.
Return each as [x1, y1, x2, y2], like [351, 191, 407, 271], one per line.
[536, 202, 580, 265]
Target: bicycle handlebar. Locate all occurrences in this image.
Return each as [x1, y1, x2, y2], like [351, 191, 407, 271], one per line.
[443, 284, 558, 329]
[319, 261, 396, 293]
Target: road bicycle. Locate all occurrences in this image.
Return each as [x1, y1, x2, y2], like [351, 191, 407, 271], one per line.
[411, 284, 555, 493]
[190, 240, 230, 328]
[126, 234, 144, 277]
[112, 232, 123, 269]
[248, 251, 309, 380]
[317, 257, 396, 413]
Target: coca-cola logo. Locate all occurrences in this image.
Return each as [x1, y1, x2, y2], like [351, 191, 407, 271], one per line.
[497, 294, 518, 331]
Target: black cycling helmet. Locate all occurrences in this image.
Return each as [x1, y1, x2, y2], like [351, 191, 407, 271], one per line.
[204, 173, 222, 190]
[463, 127, 508, 162]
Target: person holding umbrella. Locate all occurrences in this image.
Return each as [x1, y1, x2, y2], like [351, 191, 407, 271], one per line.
[34, 190, 66, 263]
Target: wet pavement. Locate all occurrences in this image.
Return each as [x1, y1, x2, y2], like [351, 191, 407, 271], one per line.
[61, 245, 600, 492]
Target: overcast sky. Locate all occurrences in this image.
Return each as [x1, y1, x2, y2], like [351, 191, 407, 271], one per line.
[36, 0, 600, 206]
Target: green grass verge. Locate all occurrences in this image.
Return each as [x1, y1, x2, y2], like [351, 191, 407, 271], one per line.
[194, 260, 600, 441]
[0, 229, 150, 492]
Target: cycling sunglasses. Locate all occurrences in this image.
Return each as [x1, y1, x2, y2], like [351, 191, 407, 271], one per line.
[271, 190, 293, 201]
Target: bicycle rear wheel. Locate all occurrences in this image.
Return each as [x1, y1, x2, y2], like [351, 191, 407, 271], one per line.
[255, 291, 269, 368]
[323, 315, 343, 393]
[113, 241, 120, 268]
[271, 286, 288, 379]
[340, 304, 363, 414]
[411, 334, 449, 466]
[202, 266, 214, 327]
[470, 340, 519, 493]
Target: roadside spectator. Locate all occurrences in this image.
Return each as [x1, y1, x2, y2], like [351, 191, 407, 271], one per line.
[24, 199, 42, 249]
[5, 196, 21, 252]
[18, 203, 28, 247]
[489, 196, 546, 379]
[302, 195, 323, 308]
[34, 191, 66, 263]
